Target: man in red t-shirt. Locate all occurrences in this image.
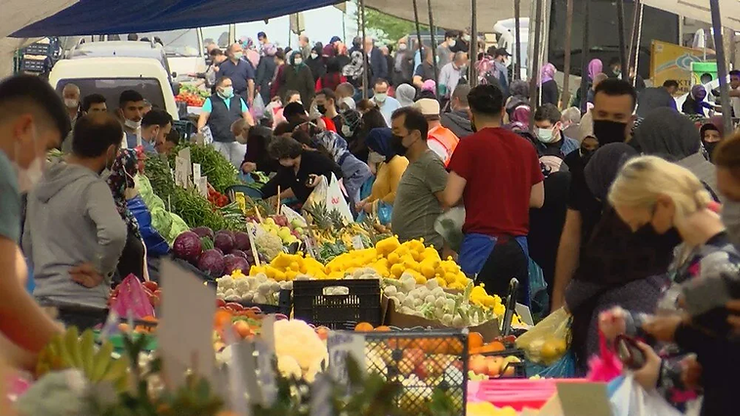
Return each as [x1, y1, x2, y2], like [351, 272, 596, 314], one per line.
[443, 84, 544, 299]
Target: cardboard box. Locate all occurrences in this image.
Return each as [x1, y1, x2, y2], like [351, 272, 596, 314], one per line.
[383, 297, 500, 342]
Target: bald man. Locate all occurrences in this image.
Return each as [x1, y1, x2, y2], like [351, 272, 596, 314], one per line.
[364, 37, 388, 85]
[299, 34, 311, 64]
[60, 83, 81, 153]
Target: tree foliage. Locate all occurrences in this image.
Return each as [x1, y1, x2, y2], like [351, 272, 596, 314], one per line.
[355, 6, 428, 45]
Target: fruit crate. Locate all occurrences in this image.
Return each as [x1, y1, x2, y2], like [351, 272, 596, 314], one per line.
[479, 348, 527, 379]
[23, 43, 52, 56]
[292, 279, 381, 329]
[362, 329, 468, 415]
[236, 289, 292, 316]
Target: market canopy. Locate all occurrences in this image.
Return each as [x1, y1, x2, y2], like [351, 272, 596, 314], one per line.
[2, 0, 78, 38]
[11, 0, 339, 38]
[364, 0, 531, 31]
[642, 0, 740, 31]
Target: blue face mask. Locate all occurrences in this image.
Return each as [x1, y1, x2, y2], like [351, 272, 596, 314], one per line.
[219, 87, 234, 99]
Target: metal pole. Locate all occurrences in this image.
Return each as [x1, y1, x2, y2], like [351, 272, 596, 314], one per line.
[469, 0, 478, 87]
[514, 0, 522, 80]
[561, 0, 574, 107]
[360, 0, 369, 100]
[627, 0, 640, 73]
[632, 3, 644, 88]
[412, 0, 424, 61]
[579, 0, 591, 113]
[616, 0, 628, 81]
[427, 0, 440, 99]
[529, 0, 543, 130]
[709, 0, 732, 135]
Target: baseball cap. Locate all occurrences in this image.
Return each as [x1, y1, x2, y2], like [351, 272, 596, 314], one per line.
[494, 48, 511, 58]
[414, 98, 441, 116]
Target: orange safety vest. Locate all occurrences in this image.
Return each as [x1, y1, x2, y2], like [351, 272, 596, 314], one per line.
[427, 125, 460, 167]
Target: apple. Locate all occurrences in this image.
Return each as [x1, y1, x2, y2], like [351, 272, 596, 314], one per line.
[485, 356, 504, 377]
[502, 356, 521, 377]
[469, 355, 488, 376]
[403, 348, 425, 367]
[414, 362, 429, 380]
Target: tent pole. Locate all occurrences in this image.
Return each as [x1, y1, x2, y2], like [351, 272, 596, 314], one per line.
[561, 0, 574, 107]
[616, 0, 628, 81]
[427, 0, 440, 99]
[632, 3, 644, 87]
[360, 0, 369, 100]
[627, 0, 640, 74]
[514, 0, 522, 80]
[529, 0, 544, 130]
[412, 0, 424, 69]
[709, 0, 732, 135]
[470, 0, 478, 87]
[579, 0, 591, 113]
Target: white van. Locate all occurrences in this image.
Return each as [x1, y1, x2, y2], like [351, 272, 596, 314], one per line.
[48, 57, 179, 120]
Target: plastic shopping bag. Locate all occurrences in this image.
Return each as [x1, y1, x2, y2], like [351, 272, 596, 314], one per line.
[526, 352, 576, 378]
[326, 173, 353, 223]
[110, 274, 155, 319]
[434, 206, 465, 252]
[609, 375, 683, 416]
[528, 258, 549, 319]
[515, 307, 571, 365]
[587, 330, 623, 382]
[251, 94, 266, 120]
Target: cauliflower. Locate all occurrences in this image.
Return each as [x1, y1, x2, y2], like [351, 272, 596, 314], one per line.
[277, 355, 303, 379]
[255, 232, 283, 261]
[273, 320, 328, 381]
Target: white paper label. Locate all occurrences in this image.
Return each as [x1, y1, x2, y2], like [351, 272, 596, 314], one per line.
[174, 156, 189, 188]
[193, 163, 201, 182]
[327, 331, 365, 386]
[351, 235, 364, 250]
[196, 176, 208, 198]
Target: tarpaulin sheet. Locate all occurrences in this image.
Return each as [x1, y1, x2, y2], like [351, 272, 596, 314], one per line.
[11, 0, 339, 38]
[641, 0, 740, 31]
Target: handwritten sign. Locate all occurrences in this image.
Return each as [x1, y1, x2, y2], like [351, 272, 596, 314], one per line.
[327, 331, 365, 386]
[174, 156, 188, 188]
[196, 176, 209, 198]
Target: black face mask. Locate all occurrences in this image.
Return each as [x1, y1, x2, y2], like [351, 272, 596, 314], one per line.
[635, 222, 683, 249]
[317, 104, 327, 115]
[593, 120, 628, 145]
[704, 141, 718, 160]
[391, 134, 409, 156]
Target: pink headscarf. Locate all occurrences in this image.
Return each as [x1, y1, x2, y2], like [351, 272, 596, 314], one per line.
[422, 79, 436, 92]
[540, 63, 556, 85]
[588, 59, 603, 81]
[511, 105, 531, 125]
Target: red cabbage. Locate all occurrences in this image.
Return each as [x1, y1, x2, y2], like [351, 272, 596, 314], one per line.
[224, 254, 250, 275]
[173, 231, 202, 262]
[197, 249, 225, 278]
[214, 231, 235, 254]
[230, 249, 248, 260]
[191, 226, 214, 240]
[234, 231, 251, 251]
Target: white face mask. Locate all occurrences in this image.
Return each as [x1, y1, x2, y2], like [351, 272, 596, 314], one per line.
[536, 126, 558, 143]
[722, 200, 740, 249]
[448, 40, 456, 47]
[64, 98, 79, 109]
[341, 125, 353, 137]
[368, 151, 385, 164]
[310, 52, 318, 59]
[398, 43, 408, 51]
[124, 118, 141, 130]
[294, 58, 303, 65]
[374, 93, 387, 103]
[14, 126, 44, 193]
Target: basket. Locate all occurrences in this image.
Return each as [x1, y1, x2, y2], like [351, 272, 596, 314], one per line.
[292, 279, 381, 329]
[362, 329, 468, 415]
[479, 348, 527, 378]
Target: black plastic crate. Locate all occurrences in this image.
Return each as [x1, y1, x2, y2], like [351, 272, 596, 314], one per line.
[362, 329, 468, 415]
[480, 347, 527, 379]
[22, 58, 46, 72]
[24, 43, 52, 56]
[292, 279, 381, 329]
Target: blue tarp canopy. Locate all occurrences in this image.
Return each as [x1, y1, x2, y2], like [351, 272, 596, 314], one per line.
[12, 0, 339, 38]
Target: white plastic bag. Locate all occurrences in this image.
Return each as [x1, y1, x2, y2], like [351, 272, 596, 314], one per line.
[326, 173, 353, 223]
[434, 206, 465, 252]
[251, 94, 266, 120]
[610, 375, 683, 416]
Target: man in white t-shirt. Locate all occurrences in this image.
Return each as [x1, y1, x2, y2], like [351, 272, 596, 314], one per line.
[729, 70, 740, 119]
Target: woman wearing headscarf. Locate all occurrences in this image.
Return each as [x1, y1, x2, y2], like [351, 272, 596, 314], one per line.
[316, 58, 347, 92]
[635, 107, 721, 201]
[349, 107, 387, 162]
[565, 143, 677, 374]
[682, 84, 714, 116]
[395, 83, 417, 108]
[279, 51, 315, 110]
[356, 127, 409, 212]
[106, 149, 146, 282]
[306, 44, 327, 84]
[572, 58, 603, 109]
[242, 37, 261, 69]
[538, 63, 559, 106]
[507, 104, 531, 133]
[505, 80, 530, 121]
[700, 117, 724, 162]
[256, 43, 278, 104]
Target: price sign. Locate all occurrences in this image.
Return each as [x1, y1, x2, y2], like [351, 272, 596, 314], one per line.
[174, 156, 188, 188]
[327, 331, 365, 386]
[193, 163, 201, 182]
[196, 176, 208, 198]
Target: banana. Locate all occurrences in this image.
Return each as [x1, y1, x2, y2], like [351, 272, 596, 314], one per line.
[102, 356, 130, 384]
[64, 327, 83, 368]
[58, 335, 75, 368]
[90, 341, 114, 382]
[79, 329, 95, 376]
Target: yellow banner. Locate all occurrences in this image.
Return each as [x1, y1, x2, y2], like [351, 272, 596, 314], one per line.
[650, 40, 706, 95]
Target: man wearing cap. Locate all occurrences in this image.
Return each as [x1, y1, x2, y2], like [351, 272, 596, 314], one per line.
[415, 98, 459, 167]
[492, 48, 511, 96]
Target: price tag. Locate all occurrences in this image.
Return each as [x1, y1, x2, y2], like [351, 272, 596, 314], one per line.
[196, 176, 208, 198]
[351, 235, 364, 250]
[327, 331, 365, 386]
[193, 163, 201, 182]
[174, 156, 188, 188]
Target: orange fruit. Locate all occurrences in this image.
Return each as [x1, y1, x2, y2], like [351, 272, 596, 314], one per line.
[118, 323, 130, 333]
[354, 322, 374, 331]
[468, 332, 484, 350]
[374, 325, 392, 332]
[233, 321, 252, 338]
[214, 310, 233, 328]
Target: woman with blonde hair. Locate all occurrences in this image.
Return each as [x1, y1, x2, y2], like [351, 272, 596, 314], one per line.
[601, 155, 740, 416]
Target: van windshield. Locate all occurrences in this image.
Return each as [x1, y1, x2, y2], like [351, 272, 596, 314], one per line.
[134, 29, 201, 57]
[56, 78, 166, 112]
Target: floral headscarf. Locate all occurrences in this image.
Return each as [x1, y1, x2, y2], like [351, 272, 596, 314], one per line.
[106, 149, 141, 239]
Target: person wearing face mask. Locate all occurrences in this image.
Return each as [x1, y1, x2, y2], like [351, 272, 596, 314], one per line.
[371, 79, 400, 126]
[357, 127, 409, 213]
[713, 133, 740, 249]
[551, 78, 638, 310]
[24, 113, 127, 330]
[219, 43, 256, 107]
[682, 84, 715, 116]
[390, 107, 449, 252]
[314, 89, 342, 134]
[599, 155, 740, 416]
[443, 85, 544, 300]
[532, 104, 579, 159]
[118, 90, 146, 149]
[279, 52, 315, 111]
[0, 75, 70, 367]
[437, 31, 458, 69]
[306, 45, 326, 85]
[438, 52, 468, 103]
[261, 136, 343, 204]
[139, 109, 173, 155]
[198, 76, 254, 168]
[339, 108, 361, 141]
[60, 83, 81, 154]
[700, 119, 723, 162]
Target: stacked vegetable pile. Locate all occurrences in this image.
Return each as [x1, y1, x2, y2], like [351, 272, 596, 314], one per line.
[172, 227, 256, 278]
[174, 84, 209, 107]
